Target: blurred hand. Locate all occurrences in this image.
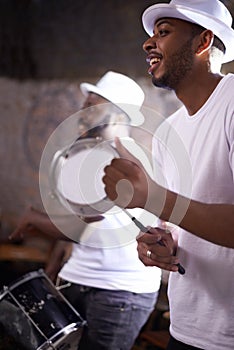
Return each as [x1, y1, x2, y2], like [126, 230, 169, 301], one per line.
[81, 215, 104, 223]
[9, 206, 35, 241]
[9, 208, 105, 243]
[137, 226, 179, 272]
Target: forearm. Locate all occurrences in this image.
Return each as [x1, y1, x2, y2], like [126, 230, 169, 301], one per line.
[45, 240, 72, 281]
[179, 201, 234, 248]
[27, 208, 70, 240]
[145, 183, 234, 248]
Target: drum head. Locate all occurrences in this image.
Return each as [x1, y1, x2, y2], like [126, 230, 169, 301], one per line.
[50, 138, 118, 217]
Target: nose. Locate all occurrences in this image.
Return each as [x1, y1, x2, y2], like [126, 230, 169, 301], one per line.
[143, 36, 156, 52]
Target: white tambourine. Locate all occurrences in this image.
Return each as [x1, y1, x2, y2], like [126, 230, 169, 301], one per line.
[49, 138, 118, 217]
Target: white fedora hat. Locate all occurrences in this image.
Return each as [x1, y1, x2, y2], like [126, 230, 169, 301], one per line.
[80, 71, 145, 125]
[142, 0, 234, 63]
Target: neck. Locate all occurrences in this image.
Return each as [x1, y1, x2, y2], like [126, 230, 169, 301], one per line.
[175, 71, 223, 116]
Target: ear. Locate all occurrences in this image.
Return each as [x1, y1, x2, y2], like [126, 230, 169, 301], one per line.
[196, 29, 214, 56]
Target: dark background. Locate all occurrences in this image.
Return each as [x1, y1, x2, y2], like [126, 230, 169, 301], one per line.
[0, 0, 233, 80]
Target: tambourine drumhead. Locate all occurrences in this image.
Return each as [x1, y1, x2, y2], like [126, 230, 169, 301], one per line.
[50, 138, 118, 217]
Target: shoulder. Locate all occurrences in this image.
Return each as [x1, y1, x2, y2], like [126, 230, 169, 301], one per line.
[218, 73, 234, 94]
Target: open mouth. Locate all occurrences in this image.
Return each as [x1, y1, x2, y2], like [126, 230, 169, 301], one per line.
[150, 57, 161, 66]
[147, 56, 161, 75]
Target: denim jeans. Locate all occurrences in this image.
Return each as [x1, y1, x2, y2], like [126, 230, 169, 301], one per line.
[61, 282, 158, 350]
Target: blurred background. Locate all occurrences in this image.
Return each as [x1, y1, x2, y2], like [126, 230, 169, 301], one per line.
[0, 0, 233, 240]
[0, 0, 234, 275]
[0, 0, 233, 272]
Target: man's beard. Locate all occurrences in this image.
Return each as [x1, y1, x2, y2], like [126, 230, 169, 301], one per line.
[152, 38, 194, 91]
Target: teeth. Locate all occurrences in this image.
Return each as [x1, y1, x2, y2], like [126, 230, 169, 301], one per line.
[150, 57, 160, 66]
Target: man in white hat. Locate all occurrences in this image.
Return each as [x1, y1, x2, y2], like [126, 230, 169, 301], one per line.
[103, 1, 234, 349]
[11, 71, 161, 350]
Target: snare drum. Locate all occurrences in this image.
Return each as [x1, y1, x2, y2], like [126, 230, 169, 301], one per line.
[0, 269, 85, 350]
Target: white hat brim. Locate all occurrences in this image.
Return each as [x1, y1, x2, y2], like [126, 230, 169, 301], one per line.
[80, 82, 108, 100]
[142, 4, 234, 63]
[80, 82, 145, 126]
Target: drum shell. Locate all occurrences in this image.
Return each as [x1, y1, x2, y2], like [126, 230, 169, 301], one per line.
[0, 269, 85, 350]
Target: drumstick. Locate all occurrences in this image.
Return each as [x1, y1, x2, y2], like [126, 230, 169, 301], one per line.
[122, 208, 185, 275]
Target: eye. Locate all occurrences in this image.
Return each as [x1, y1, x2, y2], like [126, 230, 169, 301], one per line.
[159, 29, 169, 37]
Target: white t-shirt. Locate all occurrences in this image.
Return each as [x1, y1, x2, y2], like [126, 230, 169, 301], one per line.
[152, 74, 234, 349]
[59, 138, 162, 294]
[59, 210, 161, 293]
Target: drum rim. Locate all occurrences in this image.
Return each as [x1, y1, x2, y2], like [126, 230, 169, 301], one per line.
[0, 269, 86, 349]
[0, 269, 45, 295]
[49, 137, 118, 216]
[37, 322, 86, 350]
